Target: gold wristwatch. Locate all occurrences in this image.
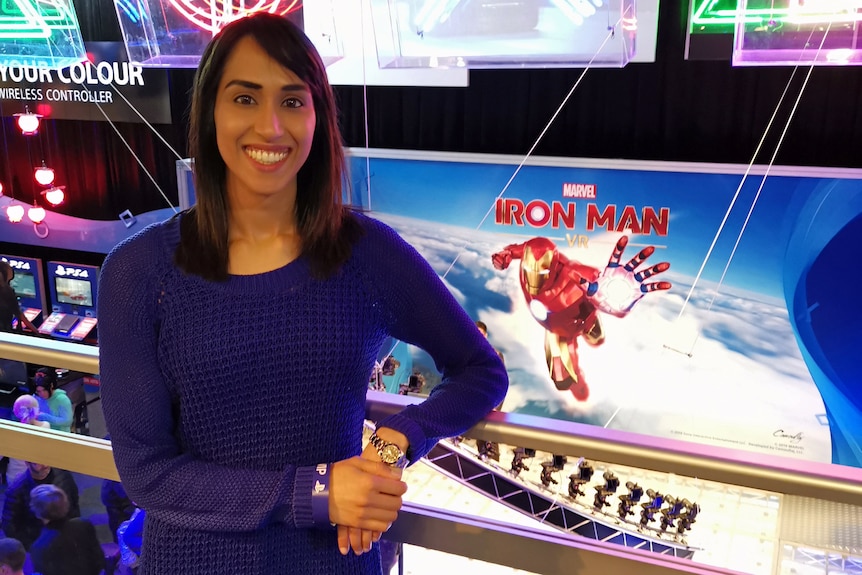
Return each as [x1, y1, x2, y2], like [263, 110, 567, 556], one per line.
[369, 432, 408, 468]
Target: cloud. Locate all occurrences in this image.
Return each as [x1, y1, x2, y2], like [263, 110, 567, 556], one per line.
[375, 212, 831, 463]
[440, 277, 466, 305]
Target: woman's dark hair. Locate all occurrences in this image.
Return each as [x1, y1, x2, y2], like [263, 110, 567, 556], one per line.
[177, 12, 360, 281]
[0, 260, 12, 285]
[33, 367, 57, 394]
[29, 484, 70, 522]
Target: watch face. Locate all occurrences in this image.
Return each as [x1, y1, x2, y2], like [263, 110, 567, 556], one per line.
[381, 444, 401, 463]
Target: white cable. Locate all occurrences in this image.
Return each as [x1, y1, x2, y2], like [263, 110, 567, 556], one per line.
[105, 83, 185, 161]
[675, 24, 826, 323]
[673, 68, 799, 321]
[89, 91, 179, 214]
[681, 23, 832, 356]
[440, 13, 624, 280]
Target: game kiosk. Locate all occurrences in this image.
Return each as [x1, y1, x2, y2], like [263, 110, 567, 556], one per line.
[0, 254, 48, 330]
[38, 261, 100, 343]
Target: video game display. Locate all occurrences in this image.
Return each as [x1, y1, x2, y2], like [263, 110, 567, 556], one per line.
[39, 261, 100, 342]
[55, 276, 94, 307]
[0, 254, 48, 327]
[9, 271, 36, 299]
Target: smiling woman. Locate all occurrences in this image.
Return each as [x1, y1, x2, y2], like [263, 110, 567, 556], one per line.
[212, 35, 318, 275]
[178, 12, 348, 281]
[214, 37, 316, 210]
[97, 11, 508, 575]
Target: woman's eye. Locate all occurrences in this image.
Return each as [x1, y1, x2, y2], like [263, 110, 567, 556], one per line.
[283, 97, 304, 108]
[234, 95, 255, 105]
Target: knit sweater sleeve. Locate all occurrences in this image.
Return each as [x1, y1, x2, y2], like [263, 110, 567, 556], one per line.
[98, 225, 308, 532]
[358, 216, 508, 462]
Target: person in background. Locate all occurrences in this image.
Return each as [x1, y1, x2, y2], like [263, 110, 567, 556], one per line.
[99, 434, 138, 545]
[0, 461, 80, 550]
[0, 537, 26, 575]
[474, 320, 506, 461]
[28, 484, 104, 575]
[97, 12, 507, 575]
[101, 478, 137, 544]
[1, 396, 52, 487]
[475, 321, 505, 367]
[117, 507, 145, 574]
[0, 261, 39, 335]
[32, 368, 73, 433]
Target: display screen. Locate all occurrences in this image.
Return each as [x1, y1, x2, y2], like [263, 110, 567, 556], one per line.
[9, 272, 36, 299]
[0, 358, 28, 386]
[55, 276, 93, 307]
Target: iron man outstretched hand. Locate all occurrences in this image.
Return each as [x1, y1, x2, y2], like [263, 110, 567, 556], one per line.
[586, 235, 671, 317]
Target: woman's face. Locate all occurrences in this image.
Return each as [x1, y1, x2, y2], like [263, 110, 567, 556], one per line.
[213, 36, 316, 203]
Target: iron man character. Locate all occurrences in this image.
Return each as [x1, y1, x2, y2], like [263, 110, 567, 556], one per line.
[492, 235, 671, 401]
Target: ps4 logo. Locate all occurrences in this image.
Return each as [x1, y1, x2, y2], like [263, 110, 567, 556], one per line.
[1, 258, 30, 270]
[55, 265, 88, 278]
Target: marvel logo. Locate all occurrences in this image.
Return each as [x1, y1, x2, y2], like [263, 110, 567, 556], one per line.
[562, 183, 596, 199]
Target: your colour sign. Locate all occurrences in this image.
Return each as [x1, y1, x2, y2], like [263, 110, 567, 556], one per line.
[0, 42, 171, 124]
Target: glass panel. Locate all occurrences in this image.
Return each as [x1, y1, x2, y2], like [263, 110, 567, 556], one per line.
[0, 0, 87, 69]
[113, 0, 305, 68]
[369, 0, 638, 69]
[733, 0, 862, 66]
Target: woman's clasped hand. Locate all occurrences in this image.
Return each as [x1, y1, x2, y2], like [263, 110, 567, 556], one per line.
[330, 456, 406, 555]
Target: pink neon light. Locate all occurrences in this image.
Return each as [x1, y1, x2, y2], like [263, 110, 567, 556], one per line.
[166, 0, 302, 34]
[28, 206, 46, 224]
[44, 187, 66, 206]
[16, 113, 41, 135]
[34, 166, 55, 186]
[7, 205, 25, 223]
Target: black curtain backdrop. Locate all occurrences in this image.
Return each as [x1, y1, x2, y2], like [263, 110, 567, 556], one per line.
[2, 0, 861, 222]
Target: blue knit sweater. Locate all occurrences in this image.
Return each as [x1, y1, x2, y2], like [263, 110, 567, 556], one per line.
[98, 212, 507, 575]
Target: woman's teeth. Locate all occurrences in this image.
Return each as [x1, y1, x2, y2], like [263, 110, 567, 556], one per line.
[245, 148, 288, 165]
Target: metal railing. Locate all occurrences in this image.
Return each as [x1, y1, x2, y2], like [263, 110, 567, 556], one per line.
[368, 391, 862, 506]
[2, 332, 860, 575]
[0, 422, 744, 575]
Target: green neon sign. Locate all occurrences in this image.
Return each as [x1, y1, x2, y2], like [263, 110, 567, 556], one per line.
[0, 0, 86, 69]
[689, 0, 775, 34]
[690, 0, 783, 32]
[691, 0, 862, 34]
